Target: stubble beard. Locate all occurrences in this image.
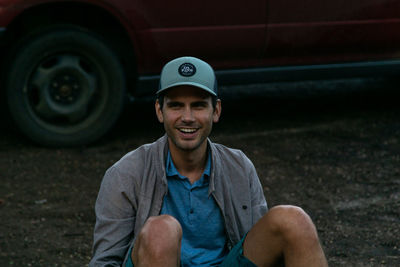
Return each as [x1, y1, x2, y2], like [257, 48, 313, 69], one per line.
[169, 133, 207, 152]
[167, 125, 212, 153]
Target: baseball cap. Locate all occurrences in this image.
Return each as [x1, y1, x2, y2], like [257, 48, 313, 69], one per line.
[157, 56, 217, 96]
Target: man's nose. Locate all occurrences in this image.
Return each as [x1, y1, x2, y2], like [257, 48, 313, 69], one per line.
[181, 107, 194, 122]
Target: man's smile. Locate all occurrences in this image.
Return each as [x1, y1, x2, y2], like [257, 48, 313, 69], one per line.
[178, 127, 198, 134]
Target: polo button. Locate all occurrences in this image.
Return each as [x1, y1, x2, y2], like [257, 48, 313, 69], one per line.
[242, 205, 248, 210]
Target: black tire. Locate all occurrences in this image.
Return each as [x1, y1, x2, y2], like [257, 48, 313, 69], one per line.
[6, 25, 125, 146]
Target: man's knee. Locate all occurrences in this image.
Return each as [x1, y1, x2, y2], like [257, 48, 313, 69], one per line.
[135, 215, 182, 254]
[264, 205, 319, 242]
[133, 215, 182, 265]
[139, 215, 182, 241]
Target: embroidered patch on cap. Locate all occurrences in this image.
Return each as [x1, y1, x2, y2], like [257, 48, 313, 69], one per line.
[178, 63, 196, 77]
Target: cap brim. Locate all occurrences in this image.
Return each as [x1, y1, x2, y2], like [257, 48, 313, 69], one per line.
[156, 82, 217, 96]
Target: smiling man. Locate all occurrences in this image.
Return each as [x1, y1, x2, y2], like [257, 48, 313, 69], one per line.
[90, 57, 328, 267]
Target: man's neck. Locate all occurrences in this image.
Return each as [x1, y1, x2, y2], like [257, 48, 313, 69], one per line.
[168, 140, 208, 184]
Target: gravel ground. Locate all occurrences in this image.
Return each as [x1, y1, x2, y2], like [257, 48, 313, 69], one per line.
[0, 78, 399, 266]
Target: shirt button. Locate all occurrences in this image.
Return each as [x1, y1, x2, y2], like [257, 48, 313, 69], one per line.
[190, 208, 194, 214]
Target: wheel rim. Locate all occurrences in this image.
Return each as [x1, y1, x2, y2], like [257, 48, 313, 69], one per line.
[25, 53, 106, 132]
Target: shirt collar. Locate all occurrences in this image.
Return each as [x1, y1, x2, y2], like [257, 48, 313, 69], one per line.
[166, 150, 211, 179]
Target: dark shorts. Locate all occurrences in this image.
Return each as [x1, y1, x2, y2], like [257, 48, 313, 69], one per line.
[125, 235, 257, 267]
[220, 234, 257, 267]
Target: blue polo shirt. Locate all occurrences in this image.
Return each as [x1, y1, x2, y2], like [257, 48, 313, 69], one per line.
[160, 151, 228, 266]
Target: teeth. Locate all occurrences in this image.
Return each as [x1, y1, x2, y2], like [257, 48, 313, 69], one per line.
[180, 128, 196, 133]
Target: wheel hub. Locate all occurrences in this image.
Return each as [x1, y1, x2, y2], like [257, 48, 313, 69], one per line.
[50, 74, 80, 104]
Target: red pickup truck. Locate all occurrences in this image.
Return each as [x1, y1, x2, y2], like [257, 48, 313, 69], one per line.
[1, 0, 400, 146]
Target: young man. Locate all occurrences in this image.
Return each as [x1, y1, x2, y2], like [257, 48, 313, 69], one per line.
[90, 57, 328, 267]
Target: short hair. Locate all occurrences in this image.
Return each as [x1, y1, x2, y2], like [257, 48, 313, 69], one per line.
[156, 91, 218, 110]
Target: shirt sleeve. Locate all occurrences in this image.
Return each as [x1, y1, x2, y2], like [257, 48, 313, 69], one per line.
[248, 160, 268, 225]
[90, 166, 136, 267]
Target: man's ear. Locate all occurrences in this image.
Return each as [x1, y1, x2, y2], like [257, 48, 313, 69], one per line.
[213, 99, 222, 123]
[155, 99, 164, 123]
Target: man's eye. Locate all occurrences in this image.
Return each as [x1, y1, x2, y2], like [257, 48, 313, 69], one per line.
[167, 103, 182, 108]
[192, 102, 208, 108]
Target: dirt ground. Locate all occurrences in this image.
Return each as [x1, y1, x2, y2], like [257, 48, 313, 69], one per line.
[0, 78, 399, 266]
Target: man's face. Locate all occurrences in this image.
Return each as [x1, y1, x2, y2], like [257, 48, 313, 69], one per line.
[155, 86, 221, 153]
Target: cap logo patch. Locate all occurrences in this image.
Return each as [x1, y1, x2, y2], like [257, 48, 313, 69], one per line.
[178, 63, 196, 77]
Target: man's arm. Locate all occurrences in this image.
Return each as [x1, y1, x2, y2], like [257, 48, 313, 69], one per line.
[247, 160, 268, 224]
[90, 166, 136, 266]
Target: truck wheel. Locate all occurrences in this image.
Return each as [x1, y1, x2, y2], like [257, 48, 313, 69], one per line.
[6, 26, 125, 146]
